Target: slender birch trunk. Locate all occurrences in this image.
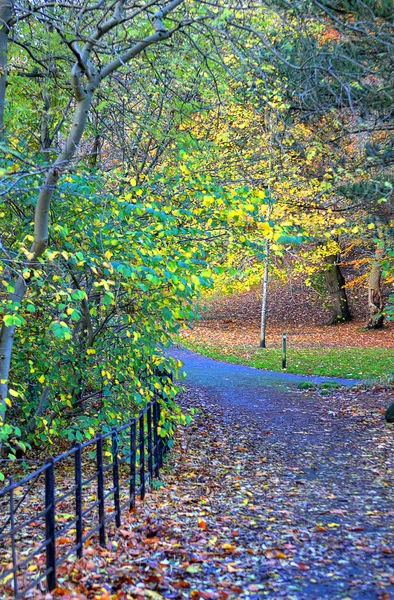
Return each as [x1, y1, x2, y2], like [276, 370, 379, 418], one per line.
[0, 0, 13, 425]
[0, 93, 93, 420]
[260, 238, 270, 348]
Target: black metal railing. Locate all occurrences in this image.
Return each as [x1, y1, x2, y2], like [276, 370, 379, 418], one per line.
[0, 397, 169, 598]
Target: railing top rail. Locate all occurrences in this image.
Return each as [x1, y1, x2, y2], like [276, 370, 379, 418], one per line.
[0, 399, 160, 495]
[0, 462, 50, 497]
[51, 444, 79, 464]
[117, 419, 136, 433]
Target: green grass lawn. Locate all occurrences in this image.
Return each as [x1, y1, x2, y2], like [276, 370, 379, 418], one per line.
[179, 338, 394, 381]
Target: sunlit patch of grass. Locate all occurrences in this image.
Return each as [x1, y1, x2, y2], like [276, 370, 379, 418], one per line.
[179, 338, 394, 381]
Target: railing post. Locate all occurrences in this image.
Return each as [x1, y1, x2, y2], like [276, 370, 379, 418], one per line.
[9, 477, 18, 597]
[153, 400, 160, 478]
[129, 419, 136, 510]
[111, 428, 121, 527]
[96, 434, 106, 547]
[45, 458, 56, 591]
[74, 443, 83, 558]
[158, 400, 169, 460]
[147, 404, 153, 485]
[157, 401, 163, 469]
[139, 412, 145, 500]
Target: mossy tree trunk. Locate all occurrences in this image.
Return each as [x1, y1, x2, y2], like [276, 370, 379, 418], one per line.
[324, 254, 352, 325]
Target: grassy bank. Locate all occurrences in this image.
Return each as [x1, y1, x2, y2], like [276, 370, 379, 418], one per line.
[179, 338, 394, 381]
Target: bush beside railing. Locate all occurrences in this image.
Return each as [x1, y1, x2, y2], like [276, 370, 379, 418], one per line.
[0, 396, 169, 598]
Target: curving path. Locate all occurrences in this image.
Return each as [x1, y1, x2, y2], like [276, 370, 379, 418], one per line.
[167, 346, 394, 599]
[170, 347, 360, 432]
[170, 346, 359, 389]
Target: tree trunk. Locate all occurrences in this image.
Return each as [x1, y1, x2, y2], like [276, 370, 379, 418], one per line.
[89, 133, 101, 167]
[366, 246, 384, 329]
[0, 93, 93, 422]
[324, 253, 352, 325]
[259, 239, 270, 348]
[40, 91, 51, 163]
[0, 0, 12, 134]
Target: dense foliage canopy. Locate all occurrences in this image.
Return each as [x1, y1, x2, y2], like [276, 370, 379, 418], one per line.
[0, 0, 393, 469]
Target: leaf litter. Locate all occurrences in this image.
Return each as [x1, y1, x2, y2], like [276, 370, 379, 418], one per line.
[4, 377, 392, 600]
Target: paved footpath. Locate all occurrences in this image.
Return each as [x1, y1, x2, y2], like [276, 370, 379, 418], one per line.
[167, 348, 394, 600]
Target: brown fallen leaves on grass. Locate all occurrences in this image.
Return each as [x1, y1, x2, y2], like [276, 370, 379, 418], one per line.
[189, 286, 394, 349]
[10, 381, 393, 600]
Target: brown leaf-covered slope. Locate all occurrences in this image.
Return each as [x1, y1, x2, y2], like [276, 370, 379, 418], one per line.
[185, 282, 393, 349]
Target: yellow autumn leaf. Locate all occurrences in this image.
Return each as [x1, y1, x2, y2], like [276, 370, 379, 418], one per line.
[257, 222, 272, 235]
[145, 590, 163, 599]
[202, 195, 214, 207]
[222, 543, 235, 550]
